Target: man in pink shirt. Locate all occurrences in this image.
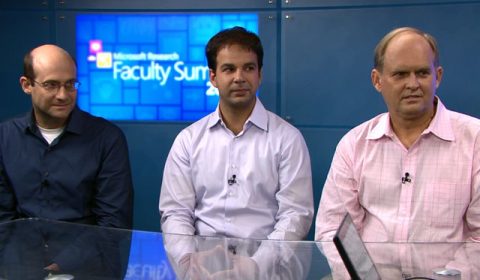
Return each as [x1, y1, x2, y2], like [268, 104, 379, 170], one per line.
[315, 27, 480, 243]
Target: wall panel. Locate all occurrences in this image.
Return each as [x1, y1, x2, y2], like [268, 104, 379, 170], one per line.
[282, 3, 480, 128]
[0, 11, 52, 120]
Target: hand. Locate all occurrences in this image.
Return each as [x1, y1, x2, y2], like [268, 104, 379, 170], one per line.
[209, 255, 259, 280]
[44, 263, 61, 272]
[184, 245, 259, 279]
[187, 245, 229, 279]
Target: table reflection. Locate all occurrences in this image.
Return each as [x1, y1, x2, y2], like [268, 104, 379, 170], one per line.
[318, 241, 480, 280]
[0, 219, 329, 279]
[2, 218, 475, 279]
[367, 242, 480, 280]
[0, 218, 131, 280]
[163, 233, 313, 280]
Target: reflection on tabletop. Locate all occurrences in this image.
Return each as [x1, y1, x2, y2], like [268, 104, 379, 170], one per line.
[162, 233, 313, 280]
[0, 218, 131, 280]
[1, 218, 336, 280]
[319, 241, 480, 280]
[368, 242, 479, 280]
[2, 219, 477, 280]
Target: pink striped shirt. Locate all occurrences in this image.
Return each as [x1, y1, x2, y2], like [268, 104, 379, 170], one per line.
[315, 97, 480, 242]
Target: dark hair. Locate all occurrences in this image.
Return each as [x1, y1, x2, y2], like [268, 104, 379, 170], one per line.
[205, 26, 263, 72]
[374, 27, 440, 71]
[23, 51, 35, 80]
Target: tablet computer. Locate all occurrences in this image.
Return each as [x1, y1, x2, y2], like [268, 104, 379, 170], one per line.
[333, 213, 381, 280]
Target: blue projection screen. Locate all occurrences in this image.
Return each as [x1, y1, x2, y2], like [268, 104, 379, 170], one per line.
[76, 14, 258, 121]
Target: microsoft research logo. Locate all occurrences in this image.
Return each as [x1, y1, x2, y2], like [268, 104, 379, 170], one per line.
[96, 53, 113, 69]
[87, 40, 112, 69]
[85, 39, 215, 92]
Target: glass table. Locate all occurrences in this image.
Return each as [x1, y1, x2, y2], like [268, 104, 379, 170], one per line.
[0, 218, 477, 279]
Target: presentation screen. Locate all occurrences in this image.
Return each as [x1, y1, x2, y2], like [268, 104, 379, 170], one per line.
[76, 13, 258, 121]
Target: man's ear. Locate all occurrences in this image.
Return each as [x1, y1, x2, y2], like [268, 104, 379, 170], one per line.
[435, 66, 443, 89]
[19, 76, 33, 95]
[371, 69, 382, 93]
[209, 68, 217, 88]
[258, 68, 262, 85]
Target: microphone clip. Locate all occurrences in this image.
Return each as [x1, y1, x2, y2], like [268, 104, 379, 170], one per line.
[402, 172, 411, 184]
[228, 175, 237, 186]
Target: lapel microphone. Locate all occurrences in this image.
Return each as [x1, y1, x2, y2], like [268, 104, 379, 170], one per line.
[228, 174, 237, 186]
[401, 172, 411, 184]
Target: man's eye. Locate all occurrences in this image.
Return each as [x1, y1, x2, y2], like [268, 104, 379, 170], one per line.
[42, 81, 59, 89]
[64, 81, 75, 89]
[393, 72, 409, 79]
[417, 70, 430, 77]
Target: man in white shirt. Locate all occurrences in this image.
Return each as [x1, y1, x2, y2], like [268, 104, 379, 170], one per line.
[159, 26, 314, 278]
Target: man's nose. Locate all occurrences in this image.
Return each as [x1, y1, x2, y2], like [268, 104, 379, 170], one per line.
[405, 73, 420, 89]
[233, 69, 245, 83]
[55, 85, 71, 99]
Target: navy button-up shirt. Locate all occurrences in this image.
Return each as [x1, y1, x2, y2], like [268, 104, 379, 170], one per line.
[0, 107, 134, 228]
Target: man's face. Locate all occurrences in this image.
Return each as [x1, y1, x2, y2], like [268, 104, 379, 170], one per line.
[209, 44, 261, 112]
[21, 46, 77, 129]
[371, 32, 443, 121]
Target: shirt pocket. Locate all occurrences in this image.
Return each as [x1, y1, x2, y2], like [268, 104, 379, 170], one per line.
[423, 182, 470, 228]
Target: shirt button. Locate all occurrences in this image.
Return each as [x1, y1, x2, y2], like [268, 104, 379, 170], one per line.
[44, 171, 49, 177]
[226, 218, 231, 223]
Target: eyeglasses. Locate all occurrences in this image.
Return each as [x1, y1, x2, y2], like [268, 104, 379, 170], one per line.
[31, 79, 81, 93]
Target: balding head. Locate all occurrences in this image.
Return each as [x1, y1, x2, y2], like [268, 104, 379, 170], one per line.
[19, 44, 78, 129]
[373, 27, 440, 72]
[23, 44, 76, 80]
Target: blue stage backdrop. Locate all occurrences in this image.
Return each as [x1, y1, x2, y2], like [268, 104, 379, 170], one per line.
[76, 13, 258, 121]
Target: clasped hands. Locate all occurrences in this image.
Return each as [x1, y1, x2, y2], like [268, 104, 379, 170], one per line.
[180, 244, 259, 280]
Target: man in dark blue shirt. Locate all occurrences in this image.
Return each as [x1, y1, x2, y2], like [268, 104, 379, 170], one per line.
[0, 44, 134, 229]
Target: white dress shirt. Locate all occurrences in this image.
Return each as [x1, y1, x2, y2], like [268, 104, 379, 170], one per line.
[159, 98, 313, 241]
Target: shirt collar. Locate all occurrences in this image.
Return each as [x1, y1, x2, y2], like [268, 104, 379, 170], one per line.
[25, 110, 38, 133]
[423, 97, 455, 141]
[24, 106, 82, 135]
[64, 107, 84, 135]
[367, 96, 454, 141]
[247, 98, 268, 131]
[207, 97, 269, 132]
[367, 112, 392, 140]
[207, 107, 222, 128]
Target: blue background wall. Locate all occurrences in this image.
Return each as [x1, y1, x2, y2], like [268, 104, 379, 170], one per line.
[1, 0, 479, 240]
